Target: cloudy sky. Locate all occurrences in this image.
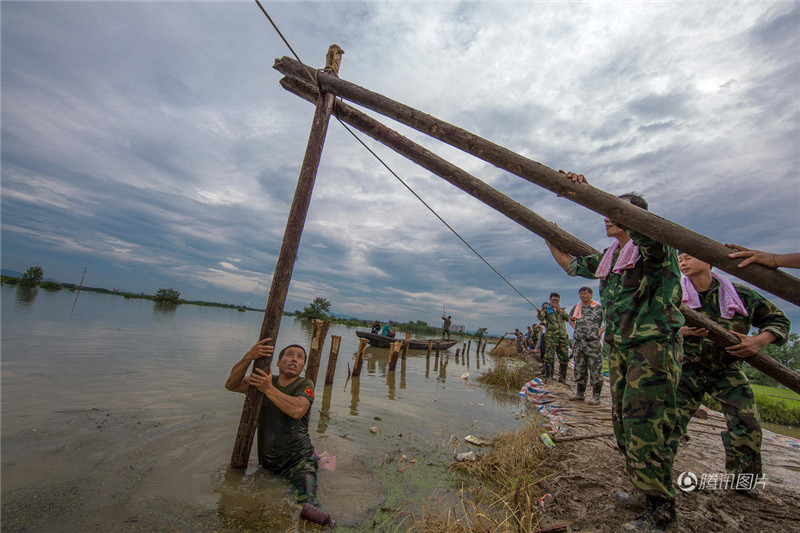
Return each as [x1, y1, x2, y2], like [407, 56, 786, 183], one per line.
[2, 1, 799, 334]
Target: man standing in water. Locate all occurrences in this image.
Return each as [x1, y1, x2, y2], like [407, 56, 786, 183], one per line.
[546, 171, 683, 532]
[225, 338, 333, 526]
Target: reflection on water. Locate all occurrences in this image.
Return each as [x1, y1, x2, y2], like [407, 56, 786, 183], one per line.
[349, 377, 360, 416]
[152, 300, 178, 315]
[14, 285, 38, 304]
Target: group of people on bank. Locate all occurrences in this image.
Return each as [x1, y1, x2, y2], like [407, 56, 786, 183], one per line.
[220, 169, 794, 530]
[539, 170, 792, 532]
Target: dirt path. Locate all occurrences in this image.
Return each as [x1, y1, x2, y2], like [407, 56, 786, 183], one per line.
[521, 364, 800, 532]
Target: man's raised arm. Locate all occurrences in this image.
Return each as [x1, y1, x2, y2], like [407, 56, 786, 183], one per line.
[225, 338, 274, 393]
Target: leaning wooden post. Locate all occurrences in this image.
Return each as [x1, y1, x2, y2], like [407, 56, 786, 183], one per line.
[389, 341, 401, 372]
[352, 337, 368, 378]
[324, 335, 342, 386]
[402, 331, 411, 360]
[426, 339, 433, 359]
[305, 318, 331, 386]
[275, 58, 800, 306]
[467, 339, 472, 356]
[230, 46, 344, 469]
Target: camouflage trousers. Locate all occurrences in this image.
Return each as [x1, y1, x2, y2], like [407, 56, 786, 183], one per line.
[543, 332, 570, 364]
[572, 338, 603, 388]
[668, 362, 762, 475]
[279, 456, 320, 507]
[608, 340, 681, 500]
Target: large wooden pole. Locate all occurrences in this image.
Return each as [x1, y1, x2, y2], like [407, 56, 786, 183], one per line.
[275, 58, 800, 307]
[230, 46, 343, 469]
[278, 76, 800, 394]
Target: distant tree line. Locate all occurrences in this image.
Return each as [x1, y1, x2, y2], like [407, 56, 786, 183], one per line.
[289, 296, 496, 338]
[1, 266, 261, 312]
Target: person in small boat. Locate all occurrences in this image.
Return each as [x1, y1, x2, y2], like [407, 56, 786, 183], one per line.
[441, 315, 452, 340]
[381, 320, 396, 338]
[371, 320, 381, 334]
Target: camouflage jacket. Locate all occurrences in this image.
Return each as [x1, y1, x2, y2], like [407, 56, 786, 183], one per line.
[569, 303, 604, 341]
[683, 279, 790, 370]
[537, 306, 569, 337]
[569, 230, 684, 348]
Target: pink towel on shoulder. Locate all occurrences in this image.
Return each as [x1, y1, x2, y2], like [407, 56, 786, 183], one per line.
[595, 240, 640, 280]
[681, 272, 748, 319]
[571, 300, 599, 320]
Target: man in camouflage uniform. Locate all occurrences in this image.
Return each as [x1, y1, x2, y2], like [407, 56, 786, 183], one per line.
[569, 287, 605, 404]
[546, 171, 683, 532]
[537, 292, 570, 383]
[668, 252, 790, 479]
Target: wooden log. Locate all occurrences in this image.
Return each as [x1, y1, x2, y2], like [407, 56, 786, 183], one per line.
[427, 339, 433, 358]
[467, 339, 472, 356]
[402, 331, 411, 360]
[400, 358, 407, 389]
[352, 337, 368, 377]
[682, 306, 800, 394]
[324, 335, 341, 386]
[305, 318, 331, 386]
[230, 47, 342, 470]
[455, 348, 460, 359]
[389, 341, 401, 371]
[552, 432, 615, 443]
[275, 60, 800, 307]
[435, 341, 441, 357]
[278, 76, 800, 394]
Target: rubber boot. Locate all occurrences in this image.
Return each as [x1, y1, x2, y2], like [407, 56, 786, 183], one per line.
[587, 382, 602, 405]
[569, 383, 585, 401]
[558, 361, 569, 384]
[622, 496, 676, 532]
[300, 504, 334, 526]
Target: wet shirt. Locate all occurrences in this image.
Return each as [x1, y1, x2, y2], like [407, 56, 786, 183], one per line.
[569, 303, 604, 341]
[257, 375, 315, 474]
[537, 306, 569, 337]
[683, 280, 790, 370]
[569, 230, 684, 348]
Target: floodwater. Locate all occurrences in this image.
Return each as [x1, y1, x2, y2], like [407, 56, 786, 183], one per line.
[1, 286, 525, 532]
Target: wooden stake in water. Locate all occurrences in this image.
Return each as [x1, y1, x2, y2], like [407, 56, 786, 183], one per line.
[402, 331, 411, 360]
[352, 337, 368, 377]
[324, 335, 341, 386]
[389, 341, 401, 371]
[426, 339, 433, 359]
[305, 319, 331, 386]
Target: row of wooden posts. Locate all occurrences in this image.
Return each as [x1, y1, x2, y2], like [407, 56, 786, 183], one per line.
[303, 319, 490, 387]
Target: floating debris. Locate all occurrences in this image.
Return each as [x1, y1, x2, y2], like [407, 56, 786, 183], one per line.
[464, 434, 490, 446]
[455, 451, 477, 462]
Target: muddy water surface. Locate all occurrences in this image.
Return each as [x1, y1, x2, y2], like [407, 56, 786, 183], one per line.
[1, 287, 525, 532]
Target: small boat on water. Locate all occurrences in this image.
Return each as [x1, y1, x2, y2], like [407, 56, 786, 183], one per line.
[355, 331, 458, 350]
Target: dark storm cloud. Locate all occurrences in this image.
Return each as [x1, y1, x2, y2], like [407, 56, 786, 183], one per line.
[2, 2, 798, 333]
